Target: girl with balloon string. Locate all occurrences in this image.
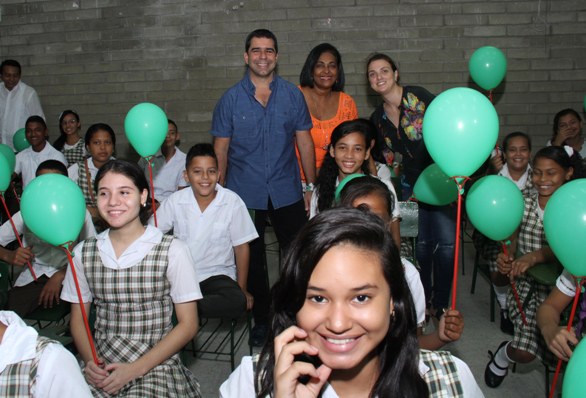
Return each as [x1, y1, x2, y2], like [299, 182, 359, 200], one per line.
[366, 53, 455, 321]
[60, 160, 202, 397]
[473, 131, 534, 335]
[484, 146, 574, 388]
[67, 123, 116, 232]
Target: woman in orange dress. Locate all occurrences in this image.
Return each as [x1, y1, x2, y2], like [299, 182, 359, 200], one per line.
[297, 43, 358, 181]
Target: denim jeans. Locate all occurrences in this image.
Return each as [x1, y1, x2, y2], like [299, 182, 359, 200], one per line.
[416, 202, 457, 310]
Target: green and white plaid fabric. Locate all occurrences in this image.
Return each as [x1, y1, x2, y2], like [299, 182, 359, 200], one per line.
[77, 159, 97, 207]
[0, 336, 55, 397]
[421, 349, 464, 398]
[83, 235, 201, 397]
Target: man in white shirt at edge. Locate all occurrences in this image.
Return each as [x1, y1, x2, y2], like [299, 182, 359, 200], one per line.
[0, 60, 44, 151]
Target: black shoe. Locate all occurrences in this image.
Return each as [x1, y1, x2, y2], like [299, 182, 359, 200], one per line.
[484, 341, 510, 388]
[249, 324, 269, 347]
[500, 310, 514, 335]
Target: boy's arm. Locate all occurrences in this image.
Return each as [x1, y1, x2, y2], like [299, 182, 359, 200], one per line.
[234, 242, 253, 311]
[538, 287, 577, 361]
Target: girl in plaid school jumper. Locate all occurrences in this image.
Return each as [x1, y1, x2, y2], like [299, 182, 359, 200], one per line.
[220, 208, 483, 398]
[67, 123, 116, 231]
[61, 160, 202, 397]
[485, 146, 574, 388]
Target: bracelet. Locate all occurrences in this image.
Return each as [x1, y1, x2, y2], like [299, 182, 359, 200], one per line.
[304, 182, 315, 193]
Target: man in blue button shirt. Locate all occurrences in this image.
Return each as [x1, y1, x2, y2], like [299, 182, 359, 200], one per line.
[211, 29, 316, 346]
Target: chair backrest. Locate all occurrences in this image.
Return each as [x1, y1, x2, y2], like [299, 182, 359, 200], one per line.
[399, 201, 418, 238]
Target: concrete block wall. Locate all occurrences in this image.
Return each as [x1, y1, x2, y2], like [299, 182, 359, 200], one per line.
[0, 0, 585, 159]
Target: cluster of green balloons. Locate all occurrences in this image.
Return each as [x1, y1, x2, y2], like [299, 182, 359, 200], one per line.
[423, 87, 499, 179]
[465, 176, 524, 241]
[124, 102, 168, 158]
[413, 164, 458, 206]
[13, 128, 30, 152]
[469, 46, 507, 91]
[543, 179, 586, 277]
[20, 174, 86, 247]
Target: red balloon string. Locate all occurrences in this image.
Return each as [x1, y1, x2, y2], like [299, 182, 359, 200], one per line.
[488, 89, 494, 103]
[501, 242, 528, 326]
[450, 176, 469, 310]
[0, 193, 37, 280]
[61, 245, 99, 364]
[548, 278, 586, 398]
[146, 156, 158, 227]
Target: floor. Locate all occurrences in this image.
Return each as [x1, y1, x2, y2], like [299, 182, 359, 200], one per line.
[185, 228, 558, 397]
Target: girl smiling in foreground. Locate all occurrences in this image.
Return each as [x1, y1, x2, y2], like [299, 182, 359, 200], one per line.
[220, 207, 482, 397]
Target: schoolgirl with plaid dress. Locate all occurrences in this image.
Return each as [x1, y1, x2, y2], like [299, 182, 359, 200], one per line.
[484, 146, 574, 389]
[67, 123, 115, 232]
[61, 160, 202, 397]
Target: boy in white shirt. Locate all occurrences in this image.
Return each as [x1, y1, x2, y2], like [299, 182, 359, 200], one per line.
[152, 143, 258, 318]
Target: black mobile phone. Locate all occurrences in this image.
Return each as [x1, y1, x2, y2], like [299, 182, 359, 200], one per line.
[294, 353, 322, 385]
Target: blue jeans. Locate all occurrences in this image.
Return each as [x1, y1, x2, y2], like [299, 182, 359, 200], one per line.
[416, 203, 457, 310]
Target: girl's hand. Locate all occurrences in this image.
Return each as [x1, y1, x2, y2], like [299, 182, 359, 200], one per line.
[496, 252, 513, 276]
[542, 325, 578, 362]
[509, 253, 536, 279]
[84, 358, 109, 386]
[273, 326, 331, 398]
[100, 362, 141, 395]
[438, 309, 464, 343]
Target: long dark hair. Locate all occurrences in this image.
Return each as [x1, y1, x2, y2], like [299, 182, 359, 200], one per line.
[256, 207, 427, 397]
[316, 119, 374, 212]
[53, 110, 80, 151]
[94, 159, 152, 224]
[338, 175, 396, 222]
[299, 43, 345, 91]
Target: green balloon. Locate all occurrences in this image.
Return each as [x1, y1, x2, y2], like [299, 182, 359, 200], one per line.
[423, 87, 499, 178]
[0, 154, 11, 192]
[544, 179, 586, 277]
[124, 102, 168, 157]
[0, 144, 16, 175]
[413, 164, 458, 206]
[12, 128, 30, 152]
[21, 174, 86, 246]
[583, 94, 586, 112]
[563, 338, 586, 397]
[465, 175, 524, 241]
[469, 46, 507, 90]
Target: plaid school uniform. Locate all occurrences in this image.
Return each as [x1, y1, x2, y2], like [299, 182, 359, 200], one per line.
[507, 192, 557, 363]
[77, 159, 97, 207]
[0, 337, 56, 397]
[83, 235, 201, 398]
[62, 138, 86, 165]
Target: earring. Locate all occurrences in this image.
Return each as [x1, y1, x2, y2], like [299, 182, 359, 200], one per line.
[141, 202, 146, 208]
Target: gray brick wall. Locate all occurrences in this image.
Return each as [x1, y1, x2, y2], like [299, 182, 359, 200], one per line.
[0, 0, 584, 159]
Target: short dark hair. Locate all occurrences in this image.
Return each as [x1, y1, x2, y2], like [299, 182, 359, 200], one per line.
[553, 108, 582, 135]
[299, 43, 345, 91]
[245, 29, 278, 53]
[84, 123, 116, 147]
[186, 143, 217, 169]
[94, 159, 152, 224]
[25, 115, 47, 131]
[502, 131, 532, 152]
[36, 160, 68, 177]
[0, 60, 21, 75]
[167, 119, 178, 131]
[338, 175, 396, 222]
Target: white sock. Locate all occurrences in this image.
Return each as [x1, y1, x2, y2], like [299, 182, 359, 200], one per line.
[493, 284, 509, 311]
[489, 342, 513, 376]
